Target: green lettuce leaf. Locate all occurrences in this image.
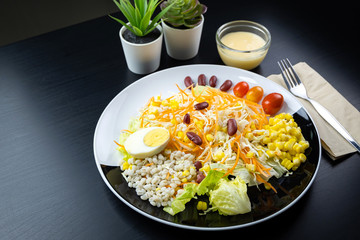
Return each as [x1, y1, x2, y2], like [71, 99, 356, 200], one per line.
[163, 183, 198, 216]
[208, 177, 251, 215]
[196, 170, 224, 195]
[163, 170, 224, 216]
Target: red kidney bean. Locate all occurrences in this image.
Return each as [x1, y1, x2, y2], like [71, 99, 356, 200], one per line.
[196, 172, 205, 183]
[227, 118, 237, 136]
[186, 132, 203, 145]
[209, 75, 217, 87]
[194, 161, 202, 171]
[194, 102, 209, 110]
[220, 79, 233, 92]
[183, 113, 190, 124]
[198, 74, 206, 86]
[184, 76, 193, 88]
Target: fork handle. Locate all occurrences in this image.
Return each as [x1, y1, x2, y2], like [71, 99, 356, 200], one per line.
[308, 99, 360, 153]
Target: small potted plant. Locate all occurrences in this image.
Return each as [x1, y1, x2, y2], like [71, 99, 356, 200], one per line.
[160, 0, 207, 60]
[110, 0, 174, 74]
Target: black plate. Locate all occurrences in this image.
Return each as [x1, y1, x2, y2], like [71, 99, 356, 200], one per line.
[93, 65, 321, 230]
[101, 107, 320, 230]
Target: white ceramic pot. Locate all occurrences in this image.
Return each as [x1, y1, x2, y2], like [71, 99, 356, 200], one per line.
[162, 15, 204, 60]
[119, 24, 163, 74]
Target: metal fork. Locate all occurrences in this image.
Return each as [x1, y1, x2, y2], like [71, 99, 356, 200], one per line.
[278, 58, 360, 153]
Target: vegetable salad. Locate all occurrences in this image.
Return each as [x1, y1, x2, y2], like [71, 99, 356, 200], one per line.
[115, 77, 310, 216]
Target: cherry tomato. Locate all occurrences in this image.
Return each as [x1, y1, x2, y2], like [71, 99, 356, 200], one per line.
[246, 86, 264, 103]
[233, 81, 249, 98]
[262, 93, 284, 115]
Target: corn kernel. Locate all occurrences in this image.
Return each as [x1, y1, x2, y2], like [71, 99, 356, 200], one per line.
[284, 138, 296, 151]
[148, 106, 159, 116]
[275, 141, 285, 150]
[293, 143, 303, 153]
[245, 132, 254, 140]
[299, 140, 309, 150]
[161, 100, 169, 106]
[285, 126, 292, 133]
[281, 158, 294, 170]
[177, 131, 184, 139]
[246, 151, 255, 158]
[286, 113, 293, 120]
[292, 156, 301, 166]
[279, 133, 290, 141]
[246, 164, 256, 172]
[262, 137, 271, 144]
[299, 153, 307, 162]
[277, 113, 285, 119]
[197, 201, 207, 211]
[181, 178, 188, 183]
[277, 151, 285, 159]
[151, 101, 161, 107]
[266, 150, 275, 158]
[213, 150, 225, 161]
[288, 149, 296, 156]
[170, 100, 179, 109]
[292, 165, 299, 171]
[171, 118, 177, 125]
[289, 128, 302, 138]
[291, 120, 298, 128]
[182, 170, 190, 176]
[269, 130, 279, 139]
[122, 161, 130, 170]
[183, 135, 190, 143]
[196, 97, 206, 103]
[200, 165, 210, 172]
[269, 118, 275, 126]
[206, 134, 214, 142]
[195, 120, 204, 129]
[274, 121, 286, 131]
[268, 142, 276, 151]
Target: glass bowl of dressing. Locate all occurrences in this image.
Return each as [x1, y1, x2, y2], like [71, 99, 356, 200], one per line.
[216, 20, 271, 70]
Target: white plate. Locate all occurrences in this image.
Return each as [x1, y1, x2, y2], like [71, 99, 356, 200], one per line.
[93, 64, 321, 230]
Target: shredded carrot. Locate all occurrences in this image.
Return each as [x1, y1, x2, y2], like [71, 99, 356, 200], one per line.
[121, 129, 133, 134]
[176, 84, 189, 97]
[114, 140, 125, 149]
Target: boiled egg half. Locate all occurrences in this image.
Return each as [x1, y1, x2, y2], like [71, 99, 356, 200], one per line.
[124, 127, 170, 159]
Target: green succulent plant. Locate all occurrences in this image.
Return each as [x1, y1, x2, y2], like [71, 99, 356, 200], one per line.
[160, 0, 207, 28]
[110, 0, 174, 37]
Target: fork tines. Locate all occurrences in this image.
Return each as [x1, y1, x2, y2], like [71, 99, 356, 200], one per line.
[278, 58, 301, 88]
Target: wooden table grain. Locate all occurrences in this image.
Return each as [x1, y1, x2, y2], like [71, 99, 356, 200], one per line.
[1, 1, 359, 239]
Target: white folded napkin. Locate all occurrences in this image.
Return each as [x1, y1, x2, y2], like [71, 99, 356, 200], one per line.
[267, 62, 360, 160]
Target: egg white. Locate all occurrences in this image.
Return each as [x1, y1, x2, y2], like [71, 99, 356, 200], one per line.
[124, 127, 170, 159]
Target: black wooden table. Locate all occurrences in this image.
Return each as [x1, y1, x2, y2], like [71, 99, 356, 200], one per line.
[1, 1, 359, 239]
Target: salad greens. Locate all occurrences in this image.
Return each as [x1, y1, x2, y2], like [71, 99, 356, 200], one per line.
[208, 177, 251, 215]
[164, 170, 251, 216]
[163, 183, 198, 216]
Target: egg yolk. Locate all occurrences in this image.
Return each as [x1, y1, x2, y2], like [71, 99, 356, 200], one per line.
[143, 128, 170, 147]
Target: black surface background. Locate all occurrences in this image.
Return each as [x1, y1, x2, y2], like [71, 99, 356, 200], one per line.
[1, 1, 359, 239]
